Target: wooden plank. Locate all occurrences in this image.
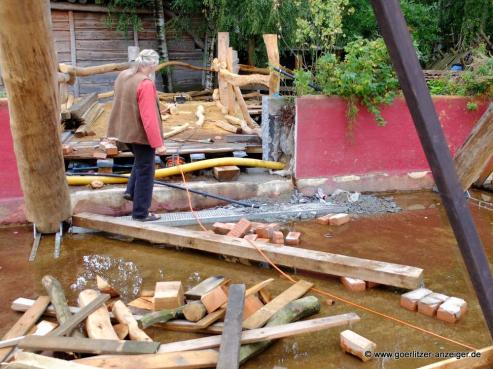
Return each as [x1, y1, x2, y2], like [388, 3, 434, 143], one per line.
[78, 289, 118, 340]
[49, 293, 110, 337]
[74, 350, 218, 369]
[18, 335, 159, 355]
[72, 213, 424, 289]
[216, 284, 245, 369]
[158, 314, 361, 353]
[417, 346, 493, 369]
[243, 280, 313, 329]
[12, 352, 98, 369]
[454, 103, 493, 190]
[0, 296, 50, 362]
[185, 275, 225, 300]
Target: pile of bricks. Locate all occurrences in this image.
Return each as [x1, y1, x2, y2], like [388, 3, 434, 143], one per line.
[211, 218, 302, 247]
[400, 288, 468, 323]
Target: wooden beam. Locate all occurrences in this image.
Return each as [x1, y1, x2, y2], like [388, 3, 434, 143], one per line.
[217, 284, 245, 369]
[78, 289, 118, 340]
[185, 275, 226, 300]
[74, 350, 219, 369]
[12, 352, 98, 369]
[18, 335, 160, 355]
[225, 47, 237, 115]
[243, 280, 313, 329]
[49, 293, 110, 337]
[72, 213, 424, 289]
[112, 300, 152, 341]
[0, 296, 50, 362]
[50, 2, 153, 14]
[263, 34, 280, 95]
[417, 346, 493, 369]
[0, 0, 71, 233]
[454, 104, 493, 190]
[474, 156, 493, 187]
[68, 10, 79, 97]
[156, 314, 359, 353]
[217, 32, 231, 109]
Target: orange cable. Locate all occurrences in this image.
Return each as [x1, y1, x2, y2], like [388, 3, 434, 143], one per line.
[178, 168, 478, 352]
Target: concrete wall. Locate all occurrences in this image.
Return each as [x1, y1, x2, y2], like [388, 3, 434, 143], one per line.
[295, 95, 490, 193]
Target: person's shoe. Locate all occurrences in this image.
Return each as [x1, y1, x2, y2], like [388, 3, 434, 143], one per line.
[133, 213, 161, 222]
[123, 193, 133, 201]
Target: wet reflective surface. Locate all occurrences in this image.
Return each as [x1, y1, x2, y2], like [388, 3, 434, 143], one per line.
[0, 191, 492, 368]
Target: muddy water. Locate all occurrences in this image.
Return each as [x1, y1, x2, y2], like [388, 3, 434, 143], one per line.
[0, 192, 492, 368]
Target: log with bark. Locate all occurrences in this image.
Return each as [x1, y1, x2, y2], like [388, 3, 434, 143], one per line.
[239, 295, 320, 364]
[182, 301, 207, 322]
[138, 307, 185, 329]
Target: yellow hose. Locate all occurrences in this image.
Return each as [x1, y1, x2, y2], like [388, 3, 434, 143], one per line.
[66, 157, 285, 186]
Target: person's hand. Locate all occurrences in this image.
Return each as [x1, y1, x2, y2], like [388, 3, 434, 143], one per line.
[156, 145, 167, 155]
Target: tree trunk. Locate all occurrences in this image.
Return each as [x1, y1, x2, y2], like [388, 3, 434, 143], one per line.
[0, 0, 71, 233]
[239, 295, 320, 364]
[155, 0, 173, 92]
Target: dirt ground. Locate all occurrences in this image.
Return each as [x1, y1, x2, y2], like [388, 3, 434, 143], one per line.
[0, 191, 492, 368]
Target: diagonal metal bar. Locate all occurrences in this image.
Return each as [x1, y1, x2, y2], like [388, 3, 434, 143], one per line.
[371, 0, 493, 337]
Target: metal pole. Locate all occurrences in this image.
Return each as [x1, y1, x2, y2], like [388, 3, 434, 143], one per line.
[370, 0, 493, 337]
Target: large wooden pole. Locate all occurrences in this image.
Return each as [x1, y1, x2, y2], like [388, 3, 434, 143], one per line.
[0, 0, 71, 233]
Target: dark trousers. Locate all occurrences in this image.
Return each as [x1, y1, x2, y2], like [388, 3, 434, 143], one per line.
[125, 143, 156, 219]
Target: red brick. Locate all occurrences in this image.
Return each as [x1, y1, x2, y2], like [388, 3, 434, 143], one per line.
[340, 330, 376, 362]
[226, 218, 252, 238]
[285, 232, 301, 246]
[62, 144, 73, 155]
[436, 297, 467, 323]
[213, 166, 240, 182]
[400, 288, 432, 311]
[93, 151, 107, 160]
[417, 293, 448, 317]
[212, 222, 234, 235]
[99, 142, 119, 156]
[329, 213, 350, 226]
[255, 223, 279, 239]
[341, 277, 366, 292]
[316, 214, 333, 225]
[271, 231, 284, 245]
[244, 234, 258, 242]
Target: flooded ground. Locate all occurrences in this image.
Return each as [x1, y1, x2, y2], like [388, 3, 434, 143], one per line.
[0, 191, 492, 368]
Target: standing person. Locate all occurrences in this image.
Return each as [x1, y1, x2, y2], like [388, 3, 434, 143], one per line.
[107, 49, 166, 221]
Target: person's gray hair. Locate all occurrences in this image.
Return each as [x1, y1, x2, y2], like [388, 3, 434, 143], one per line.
[132, 49, 160, 73]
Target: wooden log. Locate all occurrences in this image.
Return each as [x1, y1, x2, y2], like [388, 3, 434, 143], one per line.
[12, 352, 98, 369]
[0, 296, 50, 362]
[71, 213, 425, 289]
[219, 68, 270, 88]
[417, 346, 493, 369]
[42, 275, 84, 338]
[18, 335, 159, 355]
[454, 103, 493, 190]
[214, 120, 240, 134]
[238, 64, 270, 75]
[195, 105, 205, 127]
[112, 300, 152, 342]
[0, 0, 71, 233]
[74, 350, 219, 369]
[185, 276, 226, 300]
[139, 307, 184, 329]
[78, 289, 118, 340]
[239, 296, 320, 364]
[59, 62, 130, 77]
[157, 313, 359, 354]
[263, 34, 280, 95]
[49, 293, 110, 337]
[163, 123, 190, 139]
[243, 280, 313, 329]
[217, 32, 231, 109]
[233, 86, 259, 128]
[97, 91, 114, 100]
[182, 301, 207, 322]
[217, 284, 246, 369]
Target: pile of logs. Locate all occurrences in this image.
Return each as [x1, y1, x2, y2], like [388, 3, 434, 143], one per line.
[2, 274, 360, 368]
[62, 92, 103, 136]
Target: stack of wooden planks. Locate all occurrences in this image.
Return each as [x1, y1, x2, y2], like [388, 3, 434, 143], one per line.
[4, 274, 360, 369]
[62, 92, 104, 136]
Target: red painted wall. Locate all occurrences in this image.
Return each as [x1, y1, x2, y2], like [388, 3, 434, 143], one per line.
[0, 101, 23, 199]
[295, 96, 489, 179]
